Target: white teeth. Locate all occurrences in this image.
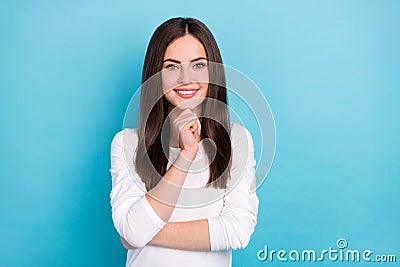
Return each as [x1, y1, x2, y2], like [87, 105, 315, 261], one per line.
[176, 90, 196, 95]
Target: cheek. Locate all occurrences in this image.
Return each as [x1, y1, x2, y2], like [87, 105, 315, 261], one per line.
[161, 71, 179, 92]
[199, 82, 209, 96]
[163, 91, 176, 105]
[192, 68, 209, 84]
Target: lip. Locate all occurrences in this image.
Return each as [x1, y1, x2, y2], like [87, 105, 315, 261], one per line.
[173, 88, 200, 99]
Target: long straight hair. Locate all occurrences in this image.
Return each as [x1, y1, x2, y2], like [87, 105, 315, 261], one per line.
[135, 17, 231, 190]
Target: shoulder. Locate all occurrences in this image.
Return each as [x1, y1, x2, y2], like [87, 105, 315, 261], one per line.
[230, 122, 252, 136]
[229, 122, 254, 149]
[111, 128, 140, 152]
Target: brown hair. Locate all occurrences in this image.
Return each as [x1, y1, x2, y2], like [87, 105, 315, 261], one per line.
[135, 17, 231, 190]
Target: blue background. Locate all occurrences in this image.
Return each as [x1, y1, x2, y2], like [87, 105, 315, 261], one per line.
[1, 0, 399, 266]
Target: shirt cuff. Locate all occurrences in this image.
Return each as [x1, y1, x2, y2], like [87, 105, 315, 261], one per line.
[208, 217, 226, 251]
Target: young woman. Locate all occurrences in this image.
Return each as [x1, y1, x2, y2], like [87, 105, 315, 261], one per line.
[110, 17, 258, 267]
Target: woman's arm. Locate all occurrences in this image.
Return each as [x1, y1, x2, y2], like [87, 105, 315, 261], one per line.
[150, 219, 211, 250]
[121, 219, 210, 251]
[145, 109, 201, 222]
[111, 135, 197, 248]
[111, 111, 201, 248]
[111, 130, 166, 248]
[144, 148, 197, 222]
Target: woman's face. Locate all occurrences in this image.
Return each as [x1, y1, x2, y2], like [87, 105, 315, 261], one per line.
[162, 34, 209, 111]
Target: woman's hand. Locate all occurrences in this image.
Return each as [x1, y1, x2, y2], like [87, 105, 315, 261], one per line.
[121, 236, 134, 249]
[173, 108, 201, 158]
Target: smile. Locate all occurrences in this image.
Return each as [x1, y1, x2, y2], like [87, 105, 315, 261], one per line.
[173, 89, 199, 99]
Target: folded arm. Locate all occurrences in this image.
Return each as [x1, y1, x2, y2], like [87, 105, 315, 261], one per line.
[110, 129, 199, 248]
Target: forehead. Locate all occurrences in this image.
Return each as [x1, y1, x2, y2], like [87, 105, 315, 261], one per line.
[163, 34, 207, 61]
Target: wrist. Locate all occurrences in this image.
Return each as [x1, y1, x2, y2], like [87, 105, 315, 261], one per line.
[180, 148, 198, 161]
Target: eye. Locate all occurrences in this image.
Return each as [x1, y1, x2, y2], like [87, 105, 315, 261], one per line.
[165, 64, 179, 70]
[193, 62, 207, 69]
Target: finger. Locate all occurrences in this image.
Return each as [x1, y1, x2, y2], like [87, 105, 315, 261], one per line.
[120, 237, 132, 249]
[175, 118, 197, 134]
[174, 113, 199, 133]
[195, 118, 201, 137]
[172, 108, 193, 121]
[173, 111, 197, 126]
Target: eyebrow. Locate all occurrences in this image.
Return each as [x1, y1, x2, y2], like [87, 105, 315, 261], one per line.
[162, 57, 208, 64]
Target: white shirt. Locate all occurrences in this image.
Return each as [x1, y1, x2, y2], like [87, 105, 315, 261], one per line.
[109, 123, 259, 267]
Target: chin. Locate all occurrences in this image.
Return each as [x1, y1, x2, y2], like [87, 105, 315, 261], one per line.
[172, 97, 203, 109]
[176, 102, 201, 110]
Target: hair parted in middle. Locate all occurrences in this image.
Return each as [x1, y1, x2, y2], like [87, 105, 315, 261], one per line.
[135, 17, 232, 190]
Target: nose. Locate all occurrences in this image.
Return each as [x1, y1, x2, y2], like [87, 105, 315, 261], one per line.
[177, 64, 191, 84]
